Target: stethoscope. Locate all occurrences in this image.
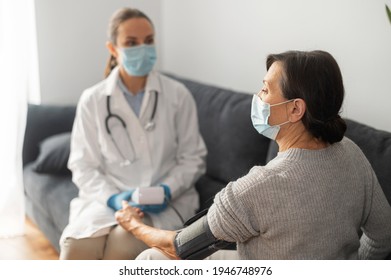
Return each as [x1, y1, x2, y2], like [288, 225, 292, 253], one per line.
[105, 87, 159, 166]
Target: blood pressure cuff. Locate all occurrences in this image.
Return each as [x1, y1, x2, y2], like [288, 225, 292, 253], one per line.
[174, 212, 236, 260]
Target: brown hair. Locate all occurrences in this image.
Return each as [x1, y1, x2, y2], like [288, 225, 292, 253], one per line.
[266, 50, 347, 144]
[104, 7, 153, 78]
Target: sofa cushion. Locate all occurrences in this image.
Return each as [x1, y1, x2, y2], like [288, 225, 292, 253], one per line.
[24, 163, 78, 234]
[32, 132, 71, 175]
[266, 140, 279, 163]
[168, 74, 271, 184]
[23, 104, 76, 166]
[344, 119, 391, 206]
[195, 175, 227, 211]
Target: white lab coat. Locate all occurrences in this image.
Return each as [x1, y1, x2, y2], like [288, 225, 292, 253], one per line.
[60, 68, 207, 245]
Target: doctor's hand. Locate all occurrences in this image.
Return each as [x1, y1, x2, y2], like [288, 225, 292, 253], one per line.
[107, 190, 135, 211]
[129, 184, 171, 214]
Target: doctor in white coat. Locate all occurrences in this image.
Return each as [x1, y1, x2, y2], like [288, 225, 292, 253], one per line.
[59, 7, 207, 259]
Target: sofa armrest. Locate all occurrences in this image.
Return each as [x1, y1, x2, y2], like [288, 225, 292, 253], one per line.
[23, 104, 76, 166]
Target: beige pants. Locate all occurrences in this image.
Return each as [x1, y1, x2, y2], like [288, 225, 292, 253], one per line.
[136, 248, 240, 260]
[60, 216, 152, 260]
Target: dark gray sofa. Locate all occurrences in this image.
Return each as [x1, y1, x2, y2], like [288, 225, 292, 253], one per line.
[22, 74, 391, 257]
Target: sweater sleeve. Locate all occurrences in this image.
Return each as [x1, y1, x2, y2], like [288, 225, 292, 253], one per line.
[359, 169, 391, 259]
[207, 175, 261, 243]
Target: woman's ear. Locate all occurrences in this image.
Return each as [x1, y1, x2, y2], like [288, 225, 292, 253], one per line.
[106, 41, 118, 58]
[289, 99, 306, 123]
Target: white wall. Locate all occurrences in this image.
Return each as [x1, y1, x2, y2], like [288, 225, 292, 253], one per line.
[34, 0, 162, 105]
[161, 0, 391, 132]
[35, 0, 391, 132]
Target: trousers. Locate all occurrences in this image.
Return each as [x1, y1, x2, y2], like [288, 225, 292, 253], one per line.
[136, 248, 240, 260]
[59, 216, 152, 260]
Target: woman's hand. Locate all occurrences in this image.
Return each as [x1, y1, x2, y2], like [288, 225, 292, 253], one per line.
[115, 200, 179, 260]
[115, 201, 145, 232]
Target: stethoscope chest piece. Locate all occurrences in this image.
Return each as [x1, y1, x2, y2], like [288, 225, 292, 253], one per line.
[144, 121, 155, 131]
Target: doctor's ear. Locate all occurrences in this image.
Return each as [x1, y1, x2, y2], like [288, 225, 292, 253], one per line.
[106, 41, 118, 58]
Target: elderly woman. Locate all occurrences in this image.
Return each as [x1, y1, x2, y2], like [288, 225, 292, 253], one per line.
[115, 50, 391, 260]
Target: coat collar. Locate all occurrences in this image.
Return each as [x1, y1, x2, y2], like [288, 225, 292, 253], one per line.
[104, 67, 161, 97]
[104, 67, 162, 121]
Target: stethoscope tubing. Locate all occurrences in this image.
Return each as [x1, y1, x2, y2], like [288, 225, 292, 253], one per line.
[105, 89, 158, 134]
[104, 76, 161, 165]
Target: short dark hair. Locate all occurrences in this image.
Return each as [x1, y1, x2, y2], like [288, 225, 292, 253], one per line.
[266, 50, 347, 144]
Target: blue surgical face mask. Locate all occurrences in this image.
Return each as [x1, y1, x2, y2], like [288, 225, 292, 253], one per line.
[251, 94, 293, 140]
[121, 44, 157, 77]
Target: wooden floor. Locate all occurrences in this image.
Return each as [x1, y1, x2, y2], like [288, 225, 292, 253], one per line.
[0, 217, 59, 260]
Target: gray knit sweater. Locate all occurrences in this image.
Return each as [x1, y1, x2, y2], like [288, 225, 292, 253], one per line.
[207, 137, 391, 259]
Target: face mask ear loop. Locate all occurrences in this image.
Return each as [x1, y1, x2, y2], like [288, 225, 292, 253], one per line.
[277, 120, 291, 127]
[269, 99, 294, 107]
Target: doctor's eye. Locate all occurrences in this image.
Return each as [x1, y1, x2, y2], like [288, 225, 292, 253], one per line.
[145, 37, 154, 45]
[125, 40, 138, 47]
